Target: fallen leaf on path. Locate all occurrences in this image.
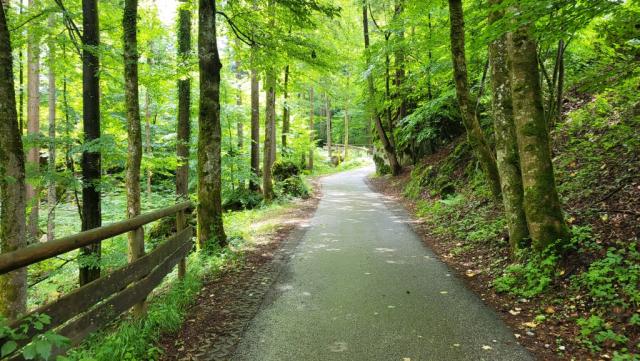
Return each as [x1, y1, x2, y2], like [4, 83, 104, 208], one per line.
[522, 321, 538, 328]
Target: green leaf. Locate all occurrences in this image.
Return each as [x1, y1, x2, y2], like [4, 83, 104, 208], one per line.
[1, 340, 17, 357]
[35, 339, 52, 360]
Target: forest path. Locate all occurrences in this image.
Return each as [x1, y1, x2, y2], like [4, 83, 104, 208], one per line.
[231, 167, 533, 361]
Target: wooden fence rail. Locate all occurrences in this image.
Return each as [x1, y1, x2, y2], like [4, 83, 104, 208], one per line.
[0, 201, 194, 360]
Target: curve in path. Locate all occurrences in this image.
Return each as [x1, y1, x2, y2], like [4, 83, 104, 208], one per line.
[232, 167, 533, 361]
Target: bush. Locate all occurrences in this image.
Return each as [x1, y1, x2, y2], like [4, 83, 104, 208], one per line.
[272, 160, 302, 182]
[275, 175, 310, 199]
[222, 187, 264, 211]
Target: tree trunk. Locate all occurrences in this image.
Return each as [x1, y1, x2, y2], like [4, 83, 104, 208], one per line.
[362, 1, 401, 176]
[249, 63, 260, 191]
[0, 3, 27, 320]
[123, 0, 145, 313]
[197, 0, 226, 249]
[447, 0, 501, 200]
[175, 0, 191, 279]
[554, 39, 565, 128]
[488, 0, 528, 251]
[47, 14, 56, 243]
[508, 24, 570, 250]
[344, 104, 349, 161]
[263, 69, 276, 201]
[325, 94, 332, 158]
[26, 0, 40, 245]
[236, 62, 243, 151]
[80, 0, 102, 286]
[144, 88, 152, 196]
[308, 86, 314, 171]
[394, 0, 406, 123]
[281, 64, 290, 149]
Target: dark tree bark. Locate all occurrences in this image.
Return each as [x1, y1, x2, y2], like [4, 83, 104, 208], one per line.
[488, 0, 528, 251]
[175, 0, 190, 278]
[263, 68, 276, 201]
[249, 63, 260, 191]
[325, 94, 332, 157]
[80, 0, 102, 285]
[508, 23, 570, 250]
[362, 1, 401, 176]
[0, 3, 27, 320]
[235, 61, 243, 151]
[47, 14, 56, 243]
[448, 0, 502, 200]
[393, 0, 406, 123]
[123, 0, 144, 260]
[307, 86, 314, 171]
[281, 64, 290, 149]
[26, 0, 40, 245]
[197, 0, 226, 249]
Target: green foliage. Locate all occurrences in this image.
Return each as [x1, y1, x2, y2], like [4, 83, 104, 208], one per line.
[272, 159, 302, 182]
[0, 314, 69, 361]
[573, 244, 640, 309]
[275, 175, 310, 199]
[577, 315, 629, 352]
[493, 253, 558, 298]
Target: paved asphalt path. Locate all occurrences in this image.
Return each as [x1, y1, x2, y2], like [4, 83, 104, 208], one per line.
[232, 167, 534, 361]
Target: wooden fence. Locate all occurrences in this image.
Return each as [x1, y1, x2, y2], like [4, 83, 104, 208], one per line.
[0, 201, 194, 360]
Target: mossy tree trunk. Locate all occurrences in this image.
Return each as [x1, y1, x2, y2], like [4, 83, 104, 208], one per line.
[26, 0, 40, 245]
[325, 94, 332, 158]
[307, 86, 314, 171]
[0, 3, 27, 320]
[176, 0, 191, 278]
[488, 0, 528, 251]
[282, 64, 290, 149]
[250, 62, 260, 191]
[508, 23, 570, 250]
[447, 0, 502, 200]
[362, 1, 401, 176]
[263, 68, 276, 201]
[47, 14, 56, 243]
[123, 0, 145, 313]
[123, 0, 144, 259]
[80, 0, 102, 285]
[197, 0, 227, 249]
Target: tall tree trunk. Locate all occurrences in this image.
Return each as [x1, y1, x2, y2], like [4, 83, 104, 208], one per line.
[554, 39, 565, 128]
[144, 88, 152, 196]
[344, 103, 349, 161]
[447, 0, 501, 200]
[325, 94, 332, 158]
[307, 85, 314, 171]
[175, 0, 190, 279]
[281, 64, 290, 149]
[0, 3, 27, 320]
[263, 69, 276, 201]
[18, 1, 24, 131]
[384, 50, 395, 149]
[26, 0, 40, 245]
[488, 0, 528, 251]
[394, 0, 406, 123]
[427, 12, 433, 100]
[508, 23, 570, 250]
[249, 63, 260, 191]
[197, 0, 226, 249]
[362, 1, 401, 176]
[123, 0, 144, 313]
[47, 14, 56, 243]
[235, 61, 243, 151]
[80, 0, 102, 286]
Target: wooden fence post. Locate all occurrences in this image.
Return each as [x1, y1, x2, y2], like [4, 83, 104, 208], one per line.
[176, 209, 186, 280]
